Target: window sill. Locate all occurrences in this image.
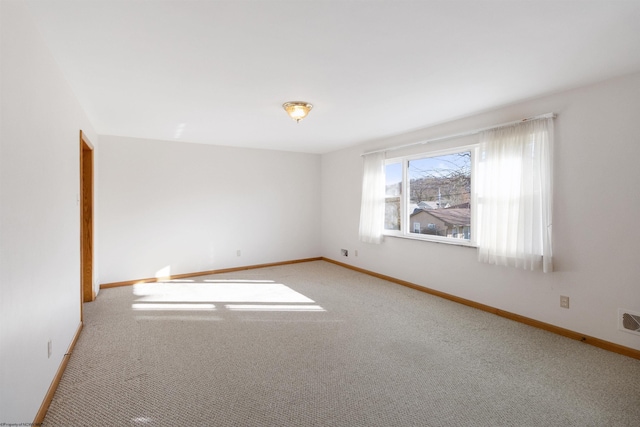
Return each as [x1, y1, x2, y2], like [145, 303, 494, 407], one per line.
[384, 233, 477, 248]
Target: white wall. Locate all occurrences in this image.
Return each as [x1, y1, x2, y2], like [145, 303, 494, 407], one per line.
[0, 1, 98, 423]
[98, 136, 321, 284]
[321, 71, 640, 351]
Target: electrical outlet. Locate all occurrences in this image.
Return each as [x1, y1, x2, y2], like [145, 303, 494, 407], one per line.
[236, 250, 241, 257]
[340, 249, 348, 257]
[354, 250, 358, 257]
[560, 295, 570, 309]
[47, 340, 52, 358]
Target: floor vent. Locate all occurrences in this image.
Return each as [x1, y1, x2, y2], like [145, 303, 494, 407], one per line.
[619, 309, 640, 336]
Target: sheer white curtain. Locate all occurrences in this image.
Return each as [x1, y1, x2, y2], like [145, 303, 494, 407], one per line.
[476, 118, 553, 272]
[359, 152, 386, 244]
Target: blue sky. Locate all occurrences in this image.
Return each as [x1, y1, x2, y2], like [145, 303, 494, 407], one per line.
[386, 153, 470, 185]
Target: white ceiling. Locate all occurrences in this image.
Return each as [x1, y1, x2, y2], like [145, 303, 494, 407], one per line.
[26, 0, 640, 154]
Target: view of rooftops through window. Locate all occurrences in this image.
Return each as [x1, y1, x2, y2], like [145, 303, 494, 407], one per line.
[385, 151, 471, 240]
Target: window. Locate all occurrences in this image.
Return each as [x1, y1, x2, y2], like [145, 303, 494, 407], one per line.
[360, 115, 553, 271]
[384, 146, 476, 245]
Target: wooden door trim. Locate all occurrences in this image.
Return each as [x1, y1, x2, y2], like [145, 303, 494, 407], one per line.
[80, 130, 94, 310]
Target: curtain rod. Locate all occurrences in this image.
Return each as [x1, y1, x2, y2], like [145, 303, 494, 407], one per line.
[361, 112, 556, 157]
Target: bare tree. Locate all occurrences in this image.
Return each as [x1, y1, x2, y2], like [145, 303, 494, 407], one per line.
[408, 152, 471, 207]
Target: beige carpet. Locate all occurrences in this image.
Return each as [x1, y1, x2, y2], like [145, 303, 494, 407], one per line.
[44, 260, 640, 426]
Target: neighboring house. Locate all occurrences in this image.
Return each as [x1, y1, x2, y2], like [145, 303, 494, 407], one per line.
[409, 208, 471, 239]
[418, 200, 450, 210]
[409, 201, 450, 213]
[448, 202, 470, 209]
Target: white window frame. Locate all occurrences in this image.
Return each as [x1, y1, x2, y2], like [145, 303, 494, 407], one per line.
[384, 144, 478, 247]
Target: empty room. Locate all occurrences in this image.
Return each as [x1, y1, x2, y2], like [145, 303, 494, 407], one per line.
[1, 0, 640, 425]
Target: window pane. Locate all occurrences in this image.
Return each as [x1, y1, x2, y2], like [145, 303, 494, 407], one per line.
[407, 152, 471, 239]
[385, 162, 401, 230]
[385, 197, 401, 230]
[385, 162, 402, 197]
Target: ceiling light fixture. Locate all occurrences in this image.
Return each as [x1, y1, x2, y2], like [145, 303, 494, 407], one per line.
[283, 101, 313, 123]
